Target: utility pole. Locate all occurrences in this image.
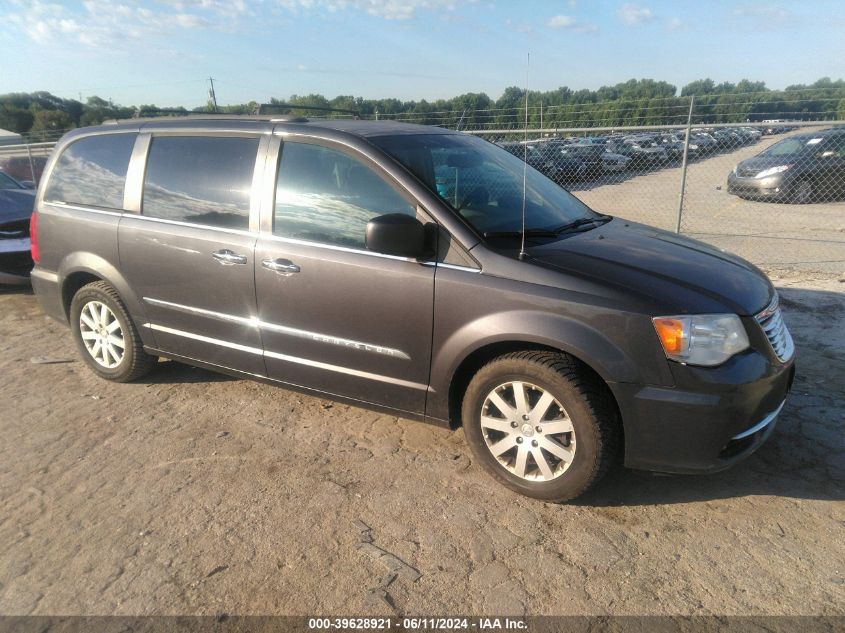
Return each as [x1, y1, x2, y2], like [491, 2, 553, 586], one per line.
[208, 77, 218, 113]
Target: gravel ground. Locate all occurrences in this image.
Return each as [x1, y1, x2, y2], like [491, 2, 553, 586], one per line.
[0, 268, 843, 617]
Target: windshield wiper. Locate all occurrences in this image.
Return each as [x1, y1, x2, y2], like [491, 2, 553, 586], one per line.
[483, 215, 612, 240]
[483, 228, 560, 238]
[552, 214, 612, 234]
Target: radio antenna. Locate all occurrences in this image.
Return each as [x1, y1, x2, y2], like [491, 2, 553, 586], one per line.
[519, 52, 530, 260]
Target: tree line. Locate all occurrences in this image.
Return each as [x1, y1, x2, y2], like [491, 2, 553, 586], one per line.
[3, 77, 845, 141]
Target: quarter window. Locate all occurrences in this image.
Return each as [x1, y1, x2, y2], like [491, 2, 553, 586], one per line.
[273, 142, 415, 249]
[142, 136, 258, 230]
[44, 133, 136, 209]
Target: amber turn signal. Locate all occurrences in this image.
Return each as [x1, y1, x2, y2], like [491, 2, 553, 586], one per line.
[652, 317, 686, 355]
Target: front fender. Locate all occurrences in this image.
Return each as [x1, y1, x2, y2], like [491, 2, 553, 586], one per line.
[427, 308, 673, 422]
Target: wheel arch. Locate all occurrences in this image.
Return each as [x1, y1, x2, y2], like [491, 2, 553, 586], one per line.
[58, 253, 155, 347]
[443, 338, 624, 443]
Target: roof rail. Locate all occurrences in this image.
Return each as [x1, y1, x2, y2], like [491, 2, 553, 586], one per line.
[253, 103, 360, 119]
[102, 113, 311, 125]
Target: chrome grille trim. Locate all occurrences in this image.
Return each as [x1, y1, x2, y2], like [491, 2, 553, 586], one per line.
[755, 295, 794, 362]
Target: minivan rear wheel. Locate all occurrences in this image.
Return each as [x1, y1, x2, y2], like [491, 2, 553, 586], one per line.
[462, 351, 619, 502]
[70, 281, 156, 382]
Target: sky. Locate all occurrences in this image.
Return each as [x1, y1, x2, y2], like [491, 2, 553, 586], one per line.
[2, 0, 844, 108]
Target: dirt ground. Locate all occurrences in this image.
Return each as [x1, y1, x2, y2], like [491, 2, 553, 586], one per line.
[0, 269, 843, 617]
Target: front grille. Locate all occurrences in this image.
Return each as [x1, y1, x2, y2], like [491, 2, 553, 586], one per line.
[756, 295, 794, 362]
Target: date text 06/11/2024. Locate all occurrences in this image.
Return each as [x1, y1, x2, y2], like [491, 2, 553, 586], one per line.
[307, 617, 528, 630]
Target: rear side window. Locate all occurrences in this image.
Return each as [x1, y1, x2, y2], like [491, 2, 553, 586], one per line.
[142, 136, 258, 230]
[274, 141, 415, 249]
[44, 133, 136, 209]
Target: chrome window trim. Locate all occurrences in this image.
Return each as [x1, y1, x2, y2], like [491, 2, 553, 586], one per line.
[43, 201, 124, 217]
[144, 323, 425, 390]
[144, 297, 411, 360]
[258, 232, 421, 263]
[421, 261, 482, 273]
[120, 213, 257, 237]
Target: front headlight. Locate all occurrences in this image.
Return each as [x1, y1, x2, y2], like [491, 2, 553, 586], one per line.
[652, 314, 749, 366]
[755, 164, 790, 178]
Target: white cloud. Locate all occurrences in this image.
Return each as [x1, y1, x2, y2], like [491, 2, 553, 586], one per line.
[7, 0, 238, 47]
[547, 15, 575, 28]
[545, 14, 597, 33]
[274, 0, 473, 20]
[616, 4, 655, 26]
[667, 16, 683, 30]
[733, 5, 793, 24]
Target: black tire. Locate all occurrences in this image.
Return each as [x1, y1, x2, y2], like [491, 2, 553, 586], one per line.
[791, 179, 814, 204]
[69, 281, 156, 382]
[461, 351, 620, 502]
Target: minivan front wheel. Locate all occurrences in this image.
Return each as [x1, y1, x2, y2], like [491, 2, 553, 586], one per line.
[462, 351, 619, 502]
[70, 281, 156, 382]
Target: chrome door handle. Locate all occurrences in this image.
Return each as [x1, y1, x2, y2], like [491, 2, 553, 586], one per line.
[212, 249, 248, 265]
[262, 258, 300, 274]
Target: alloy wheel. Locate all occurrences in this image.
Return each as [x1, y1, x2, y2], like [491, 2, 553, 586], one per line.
[794, 181, 813, 204]
[79, 300, 125, 369]
[480, 381, 576, 481]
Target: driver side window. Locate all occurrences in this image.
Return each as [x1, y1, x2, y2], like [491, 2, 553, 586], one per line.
[274, 142, 415, 249]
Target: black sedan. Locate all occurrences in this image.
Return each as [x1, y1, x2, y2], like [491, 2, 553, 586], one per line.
[0, 172, 36, 284]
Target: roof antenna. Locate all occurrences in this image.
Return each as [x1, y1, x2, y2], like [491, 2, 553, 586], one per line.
[519, 52, 530, 260]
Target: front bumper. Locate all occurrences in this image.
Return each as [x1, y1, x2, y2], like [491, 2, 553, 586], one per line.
[0, 237, 32, 284]
[612, 348, 795, 474]
[727, 173, 789, 199]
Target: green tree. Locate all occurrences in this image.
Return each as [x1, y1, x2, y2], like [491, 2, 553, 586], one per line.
[31, 109, 74, 133]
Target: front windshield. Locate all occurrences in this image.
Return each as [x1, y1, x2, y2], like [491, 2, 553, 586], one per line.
[0, 172, 23, 190]
[370, 133, 596, 236]
[762, 137, 821, 156]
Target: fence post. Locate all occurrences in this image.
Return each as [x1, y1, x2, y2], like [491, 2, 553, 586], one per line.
[26, 143, 37, 185]
[675, 94, 695, 234]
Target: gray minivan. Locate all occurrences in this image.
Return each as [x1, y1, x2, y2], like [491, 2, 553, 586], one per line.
[30, 116, 795, 501]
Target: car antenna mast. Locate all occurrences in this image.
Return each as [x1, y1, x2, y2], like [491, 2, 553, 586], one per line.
[519, 52, 530, 260]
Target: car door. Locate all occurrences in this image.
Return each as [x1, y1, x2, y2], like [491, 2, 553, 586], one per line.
[119, 133, 267, 375]
[254, 137, 435, 414]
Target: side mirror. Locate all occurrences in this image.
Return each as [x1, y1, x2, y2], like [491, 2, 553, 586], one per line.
[20, 180, 36, 189]
[365, 213, 426, 258]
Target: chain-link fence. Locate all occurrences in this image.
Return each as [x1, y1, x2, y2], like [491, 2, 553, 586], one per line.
[2, 108, 844, 274]
[0, 142, 53, 188]
[468, 120, 845, 274]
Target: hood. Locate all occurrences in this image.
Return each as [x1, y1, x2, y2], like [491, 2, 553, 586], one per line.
[737, 154, 803, 171]
[526, 219, 773, 316]
[0, 189, 36, 224]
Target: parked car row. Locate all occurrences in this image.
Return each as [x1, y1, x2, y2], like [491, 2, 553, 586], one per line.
[497, 125, 767, 184]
